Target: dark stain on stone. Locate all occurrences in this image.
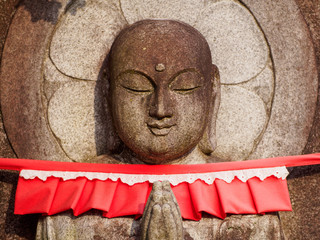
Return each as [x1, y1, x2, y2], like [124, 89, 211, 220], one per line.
[183, 229, 194, 240]
[288, 164, 320, 179]
[65, 0, 86, 16]
[0, 170, 39, 239]
[93, 235, 105, 240]
[20, 0, 62, 24]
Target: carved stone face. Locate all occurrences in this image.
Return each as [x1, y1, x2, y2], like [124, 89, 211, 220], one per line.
[108, 20, 216, 164]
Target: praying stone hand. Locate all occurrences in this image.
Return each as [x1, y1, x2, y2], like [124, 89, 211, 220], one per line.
[141, 181, 183, 240]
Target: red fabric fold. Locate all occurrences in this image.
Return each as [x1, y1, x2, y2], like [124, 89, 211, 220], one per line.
[49, 177, 86, 215]
[75, 179, 118, 215]
[188, 180, 225, 219]
[215, 178, 257, 214]
[15, 177, 59, 214]
[15, 176, 291, 220]
[104, 181, 151, 218]
[172, 182, 199, 220]
[247, 177, 292, 213]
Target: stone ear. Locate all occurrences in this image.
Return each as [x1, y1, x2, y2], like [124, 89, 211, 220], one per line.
[199, 64, 220, 155]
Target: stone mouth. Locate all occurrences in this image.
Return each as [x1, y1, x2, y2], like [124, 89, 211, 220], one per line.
[147, 123, 175, 136]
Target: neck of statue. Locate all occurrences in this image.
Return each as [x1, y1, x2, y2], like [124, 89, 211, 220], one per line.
[118, 145, 210, 165]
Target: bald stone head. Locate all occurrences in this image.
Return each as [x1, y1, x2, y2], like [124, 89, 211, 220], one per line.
[107, 20, 219, 164]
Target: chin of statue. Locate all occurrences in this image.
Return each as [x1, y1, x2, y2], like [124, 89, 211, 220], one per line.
[131, 145, 197, 165]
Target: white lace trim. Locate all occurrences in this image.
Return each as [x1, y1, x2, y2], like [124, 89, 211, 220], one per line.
[19, 167, 288, 186]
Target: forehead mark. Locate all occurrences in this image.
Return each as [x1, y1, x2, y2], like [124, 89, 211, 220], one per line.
[155, 63, 165, 72]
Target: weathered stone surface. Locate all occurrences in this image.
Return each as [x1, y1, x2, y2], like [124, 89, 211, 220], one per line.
[0, 112, 15, 159]
[239, 61, 274, 113]
[50, 0, 127, 80]
[214, 85, 267, 161]
[218, 214, 283, 239]
[0, 1, 38, 239]
[0, 0, 18, 144]
[279, 0, 320, 239]
[0, 170, 39, 240]
[0, 0, 18, 60]
[48, 81, 108, 161]
[0, 0, 70, 162]
[120, 0, 205, 26]
[244, 0, 318, 160]
[0, 110, 38, 240]
[36, 212, 140, 240]
[43, 58, 73, 101]
[280, 167, 320, 240]
[195, 0, 269, 85]
[37, 212, 282, 240]
[242, 0, 320, 239]
[182, 216, 221, 240]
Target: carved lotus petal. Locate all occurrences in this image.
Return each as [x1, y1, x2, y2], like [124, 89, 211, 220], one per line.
[238, 62, 274, 109]
[50, 0, 127, 80]
[213, 85, 267, 161]
[120, 0, 206, 26]
[195, 0, 269, 84]
[48, 82, 101, 161]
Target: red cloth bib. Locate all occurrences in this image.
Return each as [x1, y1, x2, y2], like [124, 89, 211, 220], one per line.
[1, 153, 320, 220]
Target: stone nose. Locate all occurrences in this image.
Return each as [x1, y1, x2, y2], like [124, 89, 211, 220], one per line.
[149, 88, 173, 119]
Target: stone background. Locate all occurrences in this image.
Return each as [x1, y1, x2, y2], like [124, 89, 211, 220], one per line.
[280, 0, 320, 239]
[0, 1, 39, 240]
[0, 0, 319, 239]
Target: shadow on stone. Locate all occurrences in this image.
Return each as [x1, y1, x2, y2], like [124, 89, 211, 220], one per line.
[20, 0, 62, 24]
[288, 164, 320, 179]
[94, 54, 123, 156]
[65, 0, 86, 16]
[0, 170, 38, 239]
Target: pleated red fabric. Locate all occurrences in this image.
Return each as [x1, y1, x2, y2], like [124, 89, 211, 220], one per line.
[1, 154, 319, 220]
[14, 175, 291, 220]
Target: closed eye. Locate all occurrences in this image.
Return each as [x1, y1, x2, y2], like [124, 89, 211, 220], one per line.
[121, 85, 153, 93]
[117, 71, 154, 94]
[169, 70, 203, 94]
[173, 86, 202, 94]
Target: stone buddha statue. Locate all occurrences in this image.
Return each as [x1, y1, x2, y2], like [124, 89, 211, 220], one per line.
[37, 20, 283, 240]
[98, 19, 220, 166]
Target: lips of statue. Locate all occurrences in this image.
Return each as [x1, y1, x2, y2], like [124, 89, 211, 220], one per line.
[109, 21, 213, 164]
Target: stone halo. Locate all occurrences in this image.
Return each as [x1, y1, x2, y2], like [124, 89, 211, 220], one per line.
[0, 0, 316, 163]
[46, 0, 274, 162]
